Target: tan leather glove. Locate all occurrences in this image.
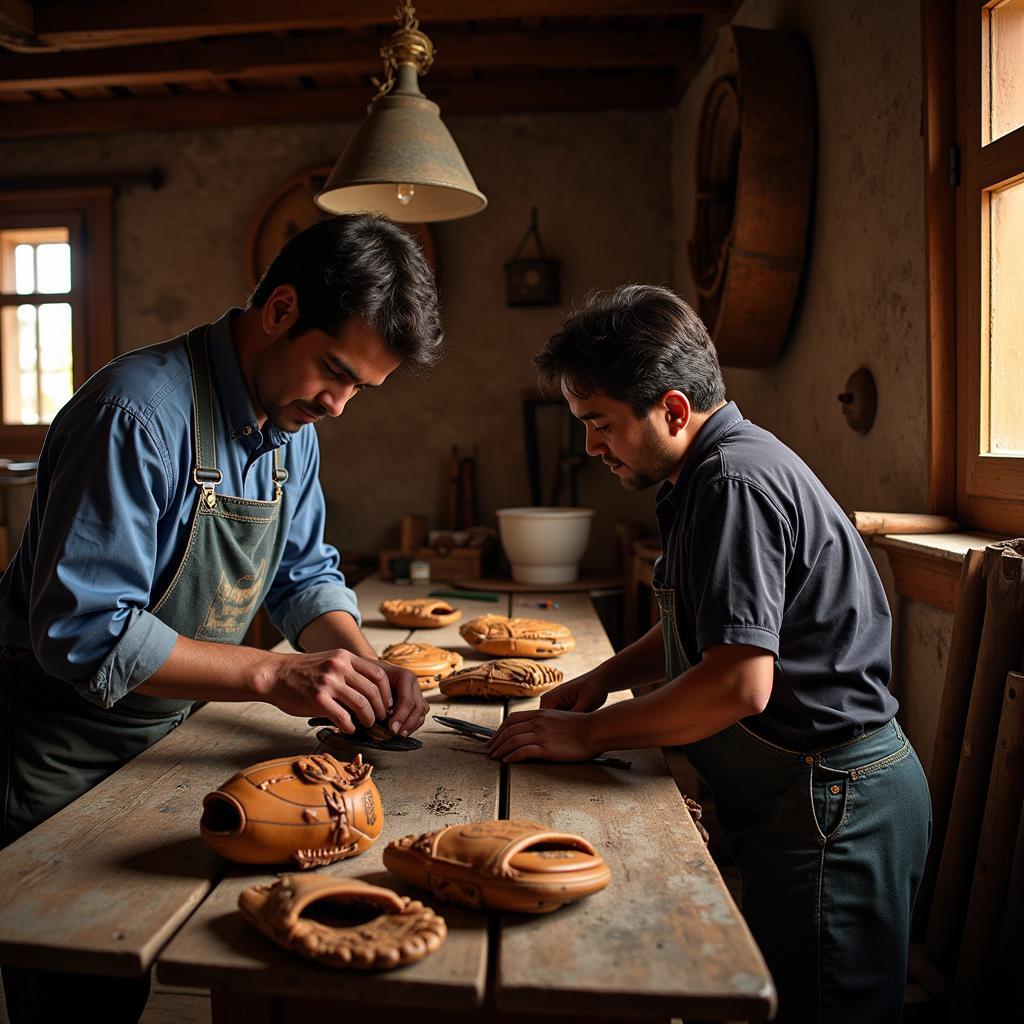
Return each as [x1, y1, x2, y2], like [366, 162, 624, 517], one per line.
[459, 615, 575, 658]
[381, 641, 463, 689]
[383, 819, 611, 914]
[239, 874, 447, 969]
[440, 658, 564, 698]
[200, 753, 382, 869]
[380, 597, 462, 628]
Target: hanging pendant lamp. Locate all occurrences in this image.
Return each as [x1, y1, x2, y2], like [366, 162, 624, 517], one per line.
[315, 1, 487, 223]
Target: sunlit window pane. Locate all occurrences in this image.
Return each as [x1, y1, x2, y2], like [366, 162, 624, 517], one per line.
[17, 305, 37, 371]
[39, 370, 73, 422]
[38, 303, 72, 372]
[988, 0, 1024, 144]
[14, 244, 35, 294]
[36, 243, 71, 294]
[987, 177, 1024, 454]
[18, 372, 38, 424]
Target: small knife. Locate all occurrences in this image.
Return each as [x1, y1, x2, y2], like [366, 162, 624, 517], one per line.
[433, 715, 632, 771]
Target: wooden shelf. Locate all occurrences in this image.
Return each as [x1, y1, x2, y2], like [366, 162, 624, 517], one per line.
[874, 532, 1002, 612]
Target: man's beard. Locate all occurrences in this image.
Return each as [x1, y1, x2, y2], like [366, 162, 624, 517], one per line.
[253, 340, 325, 433]
[621, 468, 660, 491]
[617, 418, 676, 491]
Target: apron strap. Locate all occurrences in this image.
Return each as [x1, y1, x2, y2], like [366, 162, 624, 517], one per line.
[272, 448, 288, 499]
[185, 327, 222, 492]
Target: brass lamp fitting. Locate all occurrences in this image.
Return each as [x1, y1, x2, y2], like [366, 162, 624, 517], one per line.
[374, 1, 435, 98]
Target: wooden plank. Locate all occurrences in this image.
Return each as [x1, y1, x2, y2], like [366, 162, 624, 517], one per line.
[0, 699, 314, 976]
[0, 72, 675, 139]
[913, 547, 986, 936]
[951, 671, 1024, 1013]
[496, 595, 776, 1020]
[157, 578, 504, 1010]
[850, 511, 960, 535]
[31, 2, 731, 48]
[875, 542, 961, 612]
[921, 0, 957, 516]
[0, 27, 697, 93]
[927, 541, 1024, 972]
[0, 0, 32, 42]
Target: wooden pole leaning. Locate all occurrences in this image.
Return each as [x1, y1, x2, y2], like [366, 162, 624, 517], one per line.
[925, 540, 1024, 974]
[951, 670, 1024, 1016]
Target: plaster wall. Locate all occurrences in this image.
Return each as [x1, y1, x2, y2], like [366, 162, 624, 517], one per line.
[0, 110, 666, 570]
[671, 0, 945, 760]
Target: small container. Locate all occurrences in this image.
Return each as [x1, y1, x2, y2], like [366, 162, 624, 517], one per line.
[389, 555, 412, 584]
[409, 560, 431, 584]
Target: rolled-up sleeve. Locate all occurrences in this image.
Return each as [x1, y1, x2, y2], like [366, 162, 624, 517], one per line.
[28, 400, 180, 706]
[264, 434, 360, 647]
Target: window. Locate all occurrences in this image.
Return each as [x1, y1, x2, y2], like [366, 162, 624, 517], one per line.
[0, 187, 114, 456]
[954, 0, 1024, 534]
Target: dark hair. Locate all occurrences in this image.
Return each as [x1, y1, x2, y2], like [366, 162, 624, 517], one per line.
[535, 285, 726, 415]
[249, 214, 442, 373]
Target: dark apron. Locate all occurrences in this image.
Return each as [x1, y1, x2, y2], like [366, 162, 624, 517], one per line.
[654, 584, 931, 1024]
[1, 326, 290, 847]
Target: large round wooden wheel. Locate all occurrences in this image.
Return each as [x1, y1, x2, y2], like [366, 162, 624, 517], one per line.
[688, 26, 815, 368]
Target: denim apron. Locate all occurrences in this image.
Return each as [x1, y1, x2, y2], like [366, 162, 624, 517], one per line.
[1, 325, 290, 847]
[653, 584, 931, 1024]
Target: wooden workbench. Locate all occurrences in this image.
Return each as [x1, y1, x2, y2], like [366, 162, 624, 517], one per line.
[0, 577, 775, 1022]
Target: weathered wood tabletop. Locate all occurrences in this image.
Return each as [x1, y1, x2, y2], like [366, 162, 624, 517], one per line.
[0, 575, 775, 1022]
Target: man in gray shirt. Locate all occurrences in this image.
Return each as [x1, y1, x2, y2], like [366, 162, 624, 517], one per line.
[487, 285, 931, 1024]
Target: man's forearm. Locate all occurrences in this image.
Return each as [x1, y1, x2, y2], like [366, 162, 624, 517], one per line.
[593, 621, 667, 692]
[588, 646, 772, 751]
[135, 611, 372, 703]
[135, 635, 281, 701]
[297, 610, 375, 658]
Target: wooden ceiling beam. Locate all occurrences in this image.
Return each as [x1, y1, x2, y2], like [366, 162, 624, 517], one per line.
[0, 0, 33, 45]
[0, 27, 698, 92]
[0, 72, 675, 139]
[30, 2, 731, 49]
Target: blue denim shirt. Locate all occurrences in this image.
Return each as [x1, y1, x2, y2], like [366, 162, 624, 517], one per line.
[0, 308, 360, 707]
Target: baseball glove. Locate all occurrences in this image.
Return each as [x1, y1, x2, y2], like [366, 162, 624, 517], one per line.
[383, 819, 611, 914]
[200, 753, 383, 869]
[439, 658, 564, 699]
[459, 615, 575, 659]
[381, 641, 464, 690]
[379, 597, 462, 629]
[239, 874, 447, 970]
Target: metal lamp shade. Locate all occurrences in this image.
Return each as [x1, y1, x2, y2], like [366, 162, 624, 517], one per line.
[315, 79, 487, 223]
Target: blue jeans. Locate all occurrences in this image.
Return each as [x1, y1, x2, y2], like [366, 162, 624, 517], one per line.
[686, 719, 932, 1023]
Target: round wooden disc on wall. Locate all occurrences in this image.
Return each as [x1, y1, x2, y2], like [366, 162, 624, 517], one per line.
[688, 26, 815, 368]
[246, 165, 438, 288]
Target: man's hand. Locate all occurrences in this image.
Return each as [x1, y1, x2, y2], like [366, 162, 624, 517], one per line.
[375, 660, 429, 736]
[485, 708, 596, 764]
[264, 649, 395, 734]
[540, 669, 611, 713]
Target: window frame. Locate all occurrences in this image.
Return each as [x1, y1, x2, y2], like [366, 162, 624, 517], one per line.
[954, 0, 1024, 533]
[0, 186, 115, 457]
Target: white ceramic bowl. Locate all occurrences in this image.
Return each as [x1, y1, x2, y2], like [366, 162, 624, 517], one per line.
[496, 507, 596, 584]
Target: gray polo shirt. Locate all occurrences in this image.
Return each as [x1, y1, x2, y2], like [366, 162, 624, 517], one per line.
[653, 402, 898, 748]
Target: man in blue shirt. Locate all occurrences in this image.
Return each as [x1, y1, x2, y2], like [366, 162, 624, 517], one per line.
[487, 286, 931, 1023]
[0, 214, 439, 1023]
